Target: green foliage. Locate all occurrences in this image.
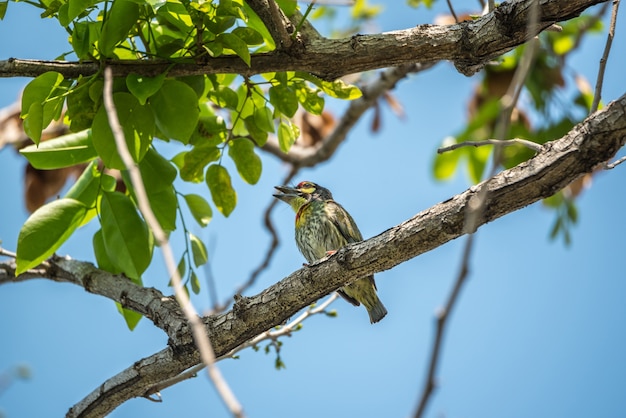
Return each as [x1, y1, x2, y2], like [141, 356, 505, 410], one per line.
[12, 0, 369, 327]
[431, 17, 602, 242]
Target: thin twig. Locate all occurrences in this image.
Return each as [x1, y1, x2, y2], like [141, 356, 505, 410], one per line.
[102, 68, 244, 418]
[414, 233, 474, 418]
[145, 293, 338, 395]
[591, 0, 620, 113]
[605, 155, 626, 169]
[414, 2, 541, 417]
[446, 0, 459, 23]
[437, 138, 543, 154]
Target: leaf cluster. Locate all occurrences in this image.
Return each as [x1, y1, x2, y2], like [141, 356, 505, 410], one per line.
[11, 0, 362, 327]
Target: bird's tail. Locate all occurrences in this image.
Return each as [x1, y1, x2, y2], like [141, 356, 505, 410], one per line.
[341, 276, 388, 324]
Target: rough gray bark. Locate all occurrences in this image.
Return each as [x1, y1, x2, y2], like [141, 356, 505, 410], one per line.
[0, 0, 607, 80]
[2, 92, 625, 417]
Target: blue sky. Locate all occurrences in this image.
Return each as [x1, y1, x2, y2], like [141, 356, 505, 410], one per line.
[1, 1, 626, 418]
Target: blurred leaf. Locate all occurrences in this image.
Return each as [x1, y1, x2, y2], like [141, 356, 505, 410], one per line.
[20, 130, 96, 169]
[16, 198, 87, 274]
[433, 138, 463, 180]
[228, 138, 262, 184]
[206, 164, 237, 217]
[269, 84, 299, 118]
[189, 232, 208, 267]
[190, 270, 201, 294]
[277, 121, 296, 152]
[184, 194, 213, 227]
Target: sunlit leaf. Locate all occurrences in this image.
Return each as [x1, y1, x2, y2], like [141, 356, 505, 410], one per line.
[20, 130, 96, 169]
[100, 191, 153, 280]
[206, 164, 237, 217]
[228, 138, 262, 184]
[16, 198, 87, 274]
[184, 194, 213, 227]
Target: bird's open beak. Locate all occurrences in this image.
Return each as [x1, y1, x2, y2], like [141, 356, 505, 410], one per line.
[273, 185, 300, 203]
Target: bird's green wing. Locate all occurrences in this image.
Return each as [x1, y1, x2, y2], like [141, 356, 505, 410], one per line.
[326, 200, 364, 243]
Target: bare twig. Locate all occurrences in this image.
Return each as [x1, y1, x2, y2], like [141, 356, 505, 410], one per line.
[437, 138, 543, 154]
[414, 3, 541, 417]
[446, 0, 459, 23]
[414, 233, 474, 418]
[145, 293, 338, 395]
[102, 68, 244, 418]
[591, 0, 620, 113]
[605, 155, 626, 169]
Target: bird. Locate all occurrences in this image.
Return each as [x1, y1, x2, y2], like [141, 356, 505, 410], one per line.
[273, 181, 387, 323]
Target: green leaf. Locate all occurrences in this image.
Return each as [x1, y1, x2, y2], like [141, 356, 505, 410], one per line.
[126, 73, 166, 105]
[148, 186, 177, 232]
[99, 0, 139, 57]
[296, 72, 362, 100]
[189, 232, 208, 267]
[275, 0, 296, 16]
[232, 27, 264, 46]
[92, 92, 154, 169]
[269, 84, 298, 118]
[241, 1, 275, 50]
[277, 121, 295, 153]
[253, 106, 275, 133]
[137, 147, 177, 191]
[21, 72, 66, 145]
[67, 0, 93, 23]
[243, 115, 268, 146]
[206, 164, 237, 217]
[180, 143, 221, 183]
[151, 80, 199, 143]
[190, 270, 201, 294]
[16, 198, 87, 274]
[0, 1, 8, 20]
[172, 255, 186, 285]
[228, 138, 262, 184]
[208, 85, 239, 109]
[217, 32, 251, 66]
[184, 194, 213, 227]
[116, 303, 143, 330]
[100, 191, 153, 280]
[93, 228, 122, 274]
[20, 130, 96, 169]
[65, 162, 100, 225]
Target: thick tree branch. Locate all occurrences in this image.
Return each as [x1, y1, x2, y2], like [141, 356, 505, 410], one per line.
[1, 92, 624, 418]
[0, 0, 607, 80]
